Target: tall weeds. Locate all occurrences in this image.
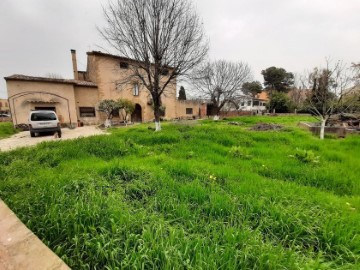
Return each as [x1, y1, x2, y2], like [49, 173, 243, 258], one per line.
[0, 116, 359, 269]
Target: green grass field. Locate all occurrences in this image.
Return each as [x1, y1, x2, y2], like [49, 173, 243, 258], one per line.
[0, 122, 18, 139]
[1, 115, 359, 269]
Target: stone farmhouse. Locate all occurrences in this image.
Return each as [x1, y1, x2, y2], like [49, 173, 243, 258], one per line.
[5, 50, 205, 127]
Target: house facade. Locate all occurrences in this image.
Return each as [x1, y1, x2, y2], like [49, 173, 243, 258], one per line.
[237, 91, 269, 113]
[5, 50, 205, 127]
[0, 98, 10, 114]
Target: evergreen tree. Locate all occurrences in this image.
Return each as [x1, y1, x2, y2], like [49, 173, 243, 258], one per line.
[242, 81, 263, 97]
[178, 86, 187, 100]
[261, 67, 294, 93]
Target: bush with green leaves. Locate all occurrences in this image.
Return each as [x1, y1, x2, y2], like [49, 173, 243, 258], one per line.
[98, 99, 121, 120]
[118, 98, 135, 123]
[268, 92, 295, 113]
[228, 146, 252, 159]
[291, 148, 320, 164]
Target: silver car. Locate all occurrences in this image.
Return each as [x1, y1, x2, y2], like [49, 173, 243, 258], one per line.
[28, 110, 62, 138]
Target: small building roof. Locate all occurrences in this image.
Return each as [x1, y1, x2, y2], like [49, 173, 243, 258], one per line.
[4, 74, 97, 88]
[255, 91, 269, 101]
[87, 51, 132, 62]
[87, 51, 175, 70]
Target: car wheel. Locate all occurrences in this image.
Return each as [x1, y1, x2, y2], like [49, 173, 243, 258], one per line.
[30, 132, 35, 137]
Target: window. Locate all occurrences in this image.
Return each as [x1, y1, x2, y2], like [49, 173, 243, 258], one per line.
[79, 107, 96, 117]
[31, 112, 57, 121]
[253, 101, 260, 106]
[240, 102, 245, 107]
[161, 69, 169, 76]
[120, 62, 129, 69]
[35, 107, 56, 112]
[133, 84, 139, 96]
[186, 108, 193, 115]
[247, 100, 251, 106]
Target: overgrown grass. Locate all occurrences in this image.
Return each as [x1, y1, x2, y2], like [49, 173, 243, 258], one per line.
[0, 115, 359, 269]
[0, 122, 18, 139]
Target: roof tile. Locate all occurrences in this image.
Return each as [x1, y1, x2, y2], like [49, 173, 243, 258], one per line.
[4, 74, 97, 87]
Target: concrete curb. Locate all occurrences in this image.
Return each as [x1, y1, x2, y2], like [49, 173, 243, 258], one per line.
[0, 199, 70, 270]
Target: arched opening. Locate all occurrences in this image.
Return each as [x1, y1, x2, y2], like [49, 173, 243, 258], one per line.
[8, 91, 72, 126]
[131, 104, 142, 123]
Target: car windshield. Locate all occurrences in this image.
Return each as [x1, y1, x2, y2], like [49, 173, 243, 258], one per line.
[31, 112, 57, 121]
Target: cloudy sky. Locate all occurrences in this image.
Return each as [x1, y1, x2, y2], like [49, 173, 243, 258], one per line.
[1, 0, 359, 98]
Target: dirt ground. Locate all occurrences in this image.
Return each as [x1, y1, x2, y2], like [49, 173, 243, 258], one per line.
[0, 126, 106, 152]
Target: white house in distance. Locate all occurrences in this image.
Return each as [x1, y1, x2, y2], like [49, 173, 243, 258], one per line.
[237, 91, 269, 113]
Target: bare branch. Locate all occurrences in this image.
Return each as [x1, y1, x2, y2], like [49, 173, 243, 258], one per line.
[191, 60, 253, 115]
[99, 0, 208, 130]
[300, 59, 359, 139]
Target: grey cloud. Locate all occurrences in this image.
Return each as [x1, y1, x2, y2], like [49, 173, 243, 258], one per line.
[1, 0, 359, 98]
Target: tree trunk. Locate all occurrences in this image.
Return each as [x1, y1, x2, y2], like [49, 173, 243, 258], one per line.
[105, 118, 112, 128]
[155, 120, 161, 131]
[153, 102, 162, 131]
[213, 106, 220, 121]
[320, 118, 326, 140]
[154, 112, 161, 131]
[152, 92, 162, 131]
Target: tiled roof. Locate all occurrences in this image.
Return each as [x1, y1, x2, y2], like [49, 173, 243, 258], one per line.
[87, 51, 175, 70]
[87, 51, 132, 62]
[255, 91, 269, 101]
[4, 74, 97, 88]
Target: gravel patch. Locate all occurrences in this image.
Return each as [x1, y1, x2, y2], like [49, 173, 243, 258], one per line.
[250, 123, 283, 131]
[0, 126, 106, 152]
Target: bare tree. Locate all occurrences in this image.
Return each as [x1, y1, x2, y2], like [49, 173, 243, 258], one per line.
[191, 60, 252, 118]
[288, 74, 308, 110]
[352, 62, 360, 86]
[300, 59, 359, 139]
[100, 0, 208, 131]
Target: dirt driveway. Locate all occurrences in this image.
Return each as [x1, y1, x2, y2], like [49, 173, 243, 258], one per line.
[0, 126, 106, 152]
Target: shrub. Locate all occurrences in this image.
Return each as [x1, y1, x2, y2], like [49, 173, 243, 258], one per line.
[98, 99, 121, 120]
[229, 146, 252, 159]
[267, 92, 294, 113]
[186, 151, 195, 159]
[291, 148, 320, 164]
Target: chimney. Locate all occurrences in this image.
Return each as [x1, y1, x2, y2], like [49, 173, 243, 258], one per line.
[71, 49, 79, 80]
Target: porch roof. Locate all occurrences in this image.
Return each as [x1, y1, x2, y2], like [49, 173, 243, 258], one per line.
[26, 100, 59, 104]
[4, 74, 97, 88]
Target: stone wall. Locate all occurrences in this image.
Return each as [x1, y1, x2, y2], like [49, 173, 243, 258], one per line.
[220, 111, 252, 117]
[176, 100, 206, 119]
[298, 122, 348, 137]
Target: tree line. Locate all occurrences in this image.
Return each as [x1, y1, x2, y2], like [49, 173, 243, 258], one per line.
[98, 0, 359, 139]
